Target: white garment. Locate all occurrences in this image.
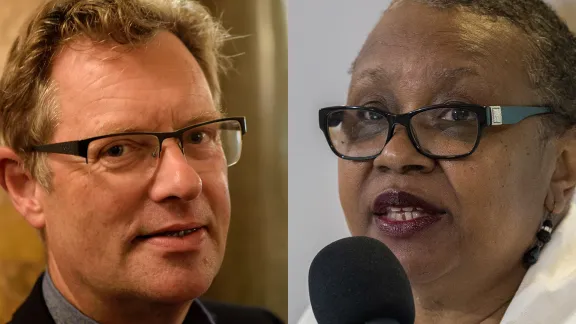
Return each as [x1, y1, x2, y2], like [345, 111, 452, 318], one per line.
[500, 200, 576, 324]
[297, 201, 576, 324]
[297, 307, 316, 324]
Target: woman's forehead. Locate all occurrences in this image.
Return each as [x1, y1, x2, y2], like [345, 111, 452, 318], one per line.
[358, 2, 523, 66]
[349, 2, 534, 102]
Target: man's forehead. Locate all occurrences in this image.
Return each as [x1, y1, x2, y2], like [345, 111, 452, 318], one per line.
[51, 32, 205, 84]
[49, 32, 217, 139]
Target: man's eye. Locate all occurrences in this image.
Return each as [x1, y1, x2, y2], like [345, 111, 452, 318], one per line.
[188, 132, 207, 144]
[104, 145, 125, 157]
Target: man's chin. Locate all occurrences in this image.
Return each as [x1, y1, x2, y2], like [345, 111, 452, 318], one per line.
[137, 279, 213, 303]
[123, 248, 222, 302]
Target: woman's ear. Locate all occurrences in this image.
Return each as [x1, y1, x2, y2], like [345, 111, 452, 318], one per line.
[0, 147, 45, 229]
[548, 129, 576, 215]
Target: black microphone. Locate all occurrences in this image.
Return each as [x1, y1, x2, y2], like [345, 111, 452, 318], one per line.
[308, 236, 415, 324]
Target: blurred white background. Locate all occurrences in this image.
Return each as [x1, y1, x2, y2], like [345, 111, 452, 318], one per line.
[287, 1, 576, 323]
[287, 1, 391, 322]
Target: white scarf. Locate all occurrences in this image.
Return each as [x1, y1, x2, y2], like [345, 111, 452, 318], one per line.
[501, 200, 576, 324]
[297, 201, 576, 324]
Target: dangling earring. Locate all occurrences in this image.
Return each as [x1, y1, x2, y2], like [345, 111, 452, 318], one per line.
[522, 212, 554, 268]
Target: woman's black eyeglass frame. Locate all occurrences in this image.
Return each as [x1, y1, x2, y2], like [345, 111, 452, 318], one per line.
[29, 117, 247, 163]
[318, 104, 551, 160]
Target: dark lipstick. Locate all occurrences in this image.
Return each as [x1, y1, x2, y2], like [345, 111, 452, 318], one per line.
[372, 190, 445, 238]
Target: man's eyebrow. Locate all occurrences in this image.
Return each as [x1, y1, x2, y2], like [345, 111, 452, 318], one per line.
[179, 110, 225, 128]
[94, 110, 225, 135]
[95, 124, 149, 136]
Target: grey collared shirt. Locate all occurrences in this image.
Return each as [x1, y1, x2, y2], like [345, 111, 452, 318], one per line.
[42, 272, 216, 324]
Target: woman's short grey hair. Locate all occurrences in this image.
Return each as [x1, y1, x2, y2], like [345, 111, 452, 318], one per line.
[391, 0, 576, 135]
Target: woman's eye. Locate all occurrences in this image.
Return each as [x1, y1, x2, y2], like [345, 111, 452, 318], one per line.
[442, 108, 474, 121]
[327, 111, 344, 127]
[359, 111, 383, 121]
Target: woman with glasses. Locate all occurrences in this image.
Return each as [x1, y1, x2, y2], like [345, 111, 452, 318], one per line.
[299, 0, 576, 323]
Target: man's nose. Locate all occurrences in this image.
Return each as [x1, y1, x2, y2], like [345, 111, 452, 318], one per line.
[148, 139, 202, 202]
[373, 125, 435, 174]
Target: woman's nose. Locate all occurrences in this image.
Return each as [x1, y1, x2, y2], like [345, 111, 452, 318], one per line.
[373, 125, 436, 174]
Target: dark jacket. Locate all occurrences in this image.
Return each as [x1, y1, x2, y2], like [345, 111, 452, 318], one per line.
[8, 273, 284, 324]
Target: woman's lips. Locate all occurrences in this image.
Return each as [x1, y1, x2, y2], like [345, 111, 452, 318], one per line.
[372, 190, 446, 238]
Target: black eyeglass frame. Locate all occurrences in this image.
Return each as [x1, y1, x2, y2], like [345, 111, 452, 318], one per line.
[318, 104, 551, 160]
[29, 117, 247, 163]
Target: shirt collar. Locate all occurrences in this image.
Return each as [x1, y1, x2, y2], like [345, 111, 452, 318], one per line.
[42, 271, 216, 324]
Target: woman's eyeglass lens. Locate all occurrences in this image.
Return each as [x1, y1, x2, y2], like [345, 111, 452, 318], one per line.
[324, 107, 480, 159]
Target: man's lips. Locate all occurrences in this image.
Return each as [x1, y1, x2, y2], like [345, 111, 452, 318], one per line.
[138, 222, 207, 239]
[133, 222, 209, 252]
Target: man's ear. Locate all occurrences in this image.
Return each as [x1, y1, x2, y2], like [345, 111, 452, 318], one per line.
[548, 130, 576, 215]
[0, 147, 45, 229]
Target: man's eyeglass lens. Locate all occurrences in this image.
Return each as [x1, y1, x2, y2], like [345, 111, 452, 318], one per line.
[326, 107, 480, 158]
[86, 120, 243, 171]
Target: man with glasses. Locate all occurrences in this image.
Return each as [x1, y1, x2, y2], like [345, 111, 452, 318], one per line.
[0, 0, 281, 323]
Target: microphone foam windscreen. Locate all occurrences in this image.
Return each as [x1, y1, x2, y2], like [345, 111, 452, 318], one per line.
[308, 236, 415, 324]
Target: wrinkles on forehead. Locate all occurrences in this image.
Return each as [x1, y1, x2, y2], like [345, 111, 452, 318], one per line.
[347, 1, 538, 109]
[50, 32, 217, 141]
[351, 4, 524, 74]
[353, 66, 479, 89]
